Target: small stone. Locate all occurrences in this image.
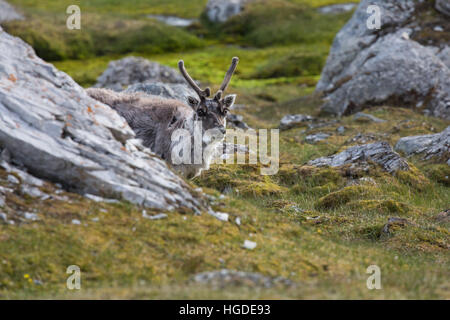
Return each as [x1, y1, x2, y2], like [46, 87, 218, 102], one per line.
[0, 212, 7, 223]
[208, 210, 229, 222]
[235, 217, 241, 225]
[243, 240, 257, 250]
[337, 126, 346, 134]
[382, 217, 411, 234]
[142, 212, 168, 220]
[24, 212, 38, 221]
[7, 175, 19, 184]
[71, 219, 81, 225]
[434, 209, 449, 223]
[433, 26, 444, 32]
[91, 217, 99, 222]
[353, 112, 386, 123]
[305, 133, 330, 144]
[279, 114, 314, 130]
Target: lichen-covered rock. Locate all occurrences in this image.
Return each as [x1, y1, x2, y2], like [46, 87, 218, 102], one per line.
[125, 82, 196, 104]
[279, 114, 314, 130]
[0, 0, 24, 23]
[309, 141, 409, 173]
[317, 0, 450, 120]
[395, 126, 450, 162]
[205, 0, 250, 23]
[435, 0, 450, 17]
[305, 133, 330, 144]
[0, 27, 204, 213]
[94, 56, 185, 91]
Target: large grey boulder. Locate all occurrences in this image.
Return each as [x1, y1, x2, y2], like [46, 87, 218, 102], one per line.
[94, 56, 185, 91]
[125, 82, 196, 103]
[0, 0, 24, 23]
[0, 27, 204, 213]
[309, 141, 409, 173]
[205, 0, 250, 23]
[395, 126, 450, 162]
[435, 0, 450, 17]
[316, 0, 450, 120]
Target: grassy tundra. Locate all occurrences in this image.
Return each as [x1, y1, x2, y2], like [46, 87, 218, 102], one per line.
[0, 0, 449, 299]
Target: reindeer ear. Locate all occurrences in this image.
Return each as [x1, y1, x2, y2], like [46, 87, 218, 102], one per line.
[223, 94, 236, 108]
[187, 96, 199, 109]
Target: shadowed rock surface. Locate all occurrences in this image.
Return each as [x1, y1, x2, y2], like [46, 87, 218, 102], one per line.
[317, 0, 450, 120]
[0, 0, 24, 23]
[395, 126, 450, 162]
[125, 82, 196, 103]
[309, 141, 409, 173]
[0, 27, 204, 213]
[94, 56, 185, 91]
[435, 0, 450, 17]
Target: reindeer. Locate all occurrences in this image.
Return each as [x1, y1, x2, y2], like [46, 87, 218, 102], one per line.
[86, 57, 239, 178]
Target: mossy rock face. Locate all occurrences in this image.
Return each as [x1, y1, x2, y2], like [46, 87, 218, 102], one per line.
[315, 185, 382, 210]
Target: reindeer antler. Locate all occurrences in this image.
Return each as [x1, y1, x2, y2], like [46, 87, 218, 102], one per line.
[219, 57, 239, 93]
[178, 60, 210, 98]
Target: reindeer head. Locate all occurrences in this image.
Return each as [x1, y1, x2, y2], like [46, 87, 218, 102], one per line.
[178, 57, 239, 138]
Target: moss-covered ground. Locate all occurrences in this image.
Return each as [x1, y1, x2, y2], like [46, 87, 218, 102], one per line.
[0, 0, 449, 299]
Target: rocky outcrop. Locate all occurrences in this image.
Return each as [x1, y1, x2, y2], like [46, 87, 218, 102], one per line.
[125, 82, 196, 103]
[317, 0, 450, 120]
[205, 0, 249, 23]
[309, 141, 409, 173]
[395, 126, 450, 162]
[435, 0, 450, 17]
[0, 27, 204, 213]
[94, 56, 185, 91]
[0, 0, 24, 23]
[226, 114, 249, 130]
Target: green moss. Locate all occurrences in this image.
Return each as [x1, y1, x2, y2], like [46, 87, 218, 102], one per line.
[423, 164, 450, 187]
[395, 165, 431, 191]
[239, 181, 287, 197]
[315, 185, 382, 209]
[248, 52, 325, 79]
[347, 200, 417, 216]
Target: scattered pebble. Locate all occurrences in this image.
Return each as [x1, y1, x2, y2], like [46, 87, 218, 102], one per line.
[433, 26, 444, 32]
[0, 212, 7, 223]
[142, 211, 168, 220]
[91, 217, 99, 222]
[305, 133, 330, 144]
[208, 209, 229, 222]
[337, 126, 346, 134]
[7, 175, 19, 184]
[24, 212, 39, 221]
[235, 217, 241, 226]
[353, 112, 386, 123]
[71, 219, 81, 225]
[243, 240, 257, 250]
